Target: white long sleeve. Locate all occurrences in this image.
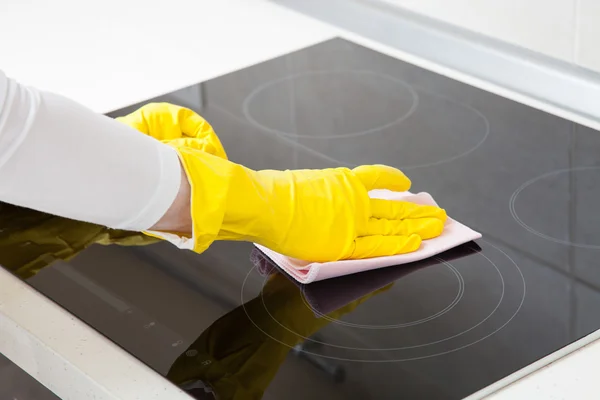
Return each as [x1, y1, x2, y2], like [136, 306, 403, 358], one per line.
[0, 70, 182, 231]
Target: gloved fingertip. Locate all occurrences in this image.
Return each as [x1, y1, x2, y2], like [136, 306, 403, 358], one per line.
[419, 219, 445, 240]
[353, 164, 411, 191]
[402, 234, 422, 253]
[438, 208, 448, 223]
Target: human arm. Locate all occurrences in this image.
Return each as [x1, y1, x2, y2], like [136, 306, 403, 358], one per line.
[0, 70, 182, 231]
[0, 70, 445, 261]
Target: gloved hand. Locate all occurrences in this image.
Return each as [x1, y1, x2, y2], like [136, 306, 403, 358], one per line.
[116, 102, 227, 159]
[170, 144, 447, 261]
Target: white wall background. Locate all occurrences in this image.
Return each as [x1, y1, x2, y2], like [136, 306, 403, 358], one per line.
[379, 0, 600, 73]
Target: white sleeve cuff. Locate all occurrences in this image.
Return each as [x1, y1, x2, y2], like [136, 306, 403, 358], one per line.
[115, 144, 182, 231]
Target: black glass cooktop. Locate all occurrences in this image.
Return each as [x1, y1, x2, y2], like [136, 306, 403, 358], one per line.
[3, 38, 600, 399]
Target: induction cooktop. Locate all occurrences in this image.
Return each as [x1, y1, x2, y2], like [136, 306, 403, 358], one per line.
[3, 38, 600, 399]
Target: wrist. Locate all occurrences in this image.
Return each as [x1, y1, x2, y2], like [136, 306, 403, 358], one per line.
[149, 161, 192, 234]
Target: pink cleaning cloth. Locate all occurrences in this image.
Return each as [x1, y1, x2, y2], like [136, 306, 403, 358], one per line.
[254, 190, 482, 284]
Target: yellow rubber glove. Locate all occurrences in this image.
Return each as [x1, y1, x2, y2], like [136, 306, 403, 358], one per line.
[116, 102, 227, 159]
[171, 145, 447, 261]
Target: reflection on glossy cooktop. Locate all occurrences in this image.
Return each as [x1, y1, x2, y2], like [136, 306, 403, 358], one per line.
[4, 38, 600, 399]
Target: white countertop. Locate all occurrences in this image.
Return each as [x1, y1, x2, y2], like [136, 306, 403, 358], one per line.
[0, 0, 598, 398]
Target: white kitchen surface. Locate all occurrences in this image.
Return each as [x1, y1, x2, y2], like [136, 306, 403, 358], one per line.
[378, 0, 577, 62]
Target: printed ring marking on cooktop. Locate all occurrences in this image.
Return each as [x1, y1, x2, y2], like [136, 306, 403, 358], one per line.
[242, 70, 419, 139]
[242, 72, 491, 170]
[301, 259, 465, 329]
[510, 167, 600, 249]
[260, 248, 503, 351]
[241, 241, 526, 362]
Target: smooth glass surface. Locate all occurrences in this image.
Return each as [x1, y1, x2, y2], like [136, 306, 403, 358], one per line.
[3, 38, 600, 399]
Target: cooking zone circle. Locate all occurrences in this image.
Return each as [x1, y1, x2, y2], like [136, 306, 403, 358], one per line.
[241, 241, 525, 362]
